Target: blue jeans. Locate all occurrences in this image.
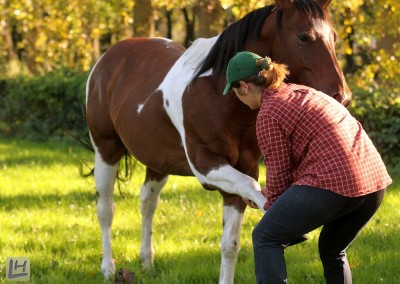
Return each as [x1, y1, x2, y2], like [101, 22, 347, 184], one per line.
[252, 185, 385, 284]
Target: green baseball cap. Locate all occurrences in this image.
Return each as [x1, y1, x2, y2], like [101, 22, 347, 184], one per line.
[223, 51, 263, 95]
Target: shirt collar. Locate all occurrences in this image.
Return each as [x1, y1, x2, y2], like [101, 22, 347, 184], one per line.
[261, 82, 289, 104]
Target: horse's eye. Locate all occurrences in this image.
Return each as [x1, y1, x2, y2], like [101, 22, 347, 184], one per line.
[298, 33, 310, 43]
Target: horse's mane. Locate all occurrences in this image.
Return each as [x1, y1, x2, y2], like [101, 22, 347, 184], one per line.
[193, 0, 331, 81]
[193, 5, 276, 80]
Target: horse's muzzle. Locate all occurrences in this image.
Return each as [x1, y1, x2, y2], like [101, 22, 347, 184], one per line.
[333, 93, 351, 108]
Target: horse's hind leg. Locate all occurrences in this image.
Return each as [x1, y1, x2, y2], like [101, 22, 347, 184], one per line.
[140, 168, 169, 269]
[92, 141, 124, 279]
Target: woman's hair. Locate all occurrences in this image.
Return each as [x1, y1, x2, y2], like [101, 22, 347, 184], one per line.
[231, 61, 289, 91]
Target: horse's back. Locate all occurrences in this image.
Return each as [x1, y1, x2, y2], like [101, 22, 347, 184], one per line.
[86, 38, 187, 167]
[88, 38, 184, 109]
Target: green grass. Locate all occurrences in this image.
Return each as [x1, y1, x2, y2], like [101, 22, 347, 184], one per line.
[0, 138, 399, 283]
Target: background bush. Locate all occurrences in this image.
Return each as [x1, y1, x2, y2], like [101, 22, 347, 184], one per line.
[348, 49, 400, 173]
[349, 89, 400, 173]
[0, 70, 88, 140]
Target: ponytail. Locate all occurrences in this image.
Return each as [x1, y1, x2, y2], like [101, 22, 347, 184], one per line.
[256, 58, 289, 90]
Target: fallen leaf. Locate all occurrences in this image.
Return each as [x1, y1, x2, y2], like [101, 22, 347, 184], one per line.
[113, 268, 135, 284]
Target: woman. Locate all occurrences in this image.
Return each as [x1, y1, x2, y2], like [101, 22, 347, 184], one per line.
[223, 51, 392, 283]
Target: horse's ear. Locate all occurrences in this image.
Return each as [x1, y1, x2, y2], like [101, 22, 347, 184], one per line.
[317, 0, 332, 9]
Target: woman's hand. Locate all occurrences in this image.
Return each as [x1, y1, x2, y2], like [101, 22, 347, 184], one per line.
[261, 187, 267, 197]
[242, 197, 259, 209]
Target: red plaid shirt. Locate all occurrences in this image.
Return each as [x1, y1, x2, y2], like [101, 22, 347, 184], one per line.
[257, 83, 392, 210]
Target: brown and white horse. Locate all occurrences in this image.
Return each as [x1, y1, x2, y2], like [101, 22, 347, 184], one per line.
[86, 0, 351, 282]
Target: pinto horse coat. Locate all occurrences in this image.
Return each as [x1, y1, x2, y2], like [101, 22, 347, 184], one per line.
[86, 0, 351, 283]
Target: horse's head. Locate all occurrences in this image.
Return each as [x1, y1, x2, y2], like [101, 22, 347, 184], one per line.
[195, 0, 351, 106]
[251, 0, 351, 106]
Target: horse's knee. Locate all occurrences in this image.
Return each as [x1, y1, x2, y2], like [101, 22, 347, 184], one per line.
[221, 237, 240, 258]
[220, 204, 243, 260]
[97, 197, 115, 225]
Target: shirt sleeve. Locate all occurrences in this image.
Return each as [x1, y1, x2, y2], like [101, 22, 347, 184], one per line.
[257, 114, 293, 210]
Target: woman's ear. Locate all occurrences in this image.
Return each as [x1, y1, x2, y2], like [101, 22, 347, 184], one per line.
[239, 81, 248, 94]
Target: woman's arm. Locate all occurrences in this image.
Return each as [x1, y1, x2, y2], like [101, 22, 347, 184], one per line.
[257, 114, 293, 209]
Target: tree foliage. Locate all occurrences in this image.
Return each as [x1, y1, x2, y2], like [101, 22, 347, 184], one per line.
[0, 0, 133, 73]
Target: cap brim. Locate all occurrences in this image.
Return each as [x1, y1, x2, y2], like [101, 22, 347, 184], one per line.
[223, 83, 231, 95]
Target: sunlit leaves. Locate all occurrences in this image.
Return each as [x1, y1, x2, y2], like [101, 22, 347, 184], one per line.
[223, 0, 272, 18]
[0, 0, 133, 73]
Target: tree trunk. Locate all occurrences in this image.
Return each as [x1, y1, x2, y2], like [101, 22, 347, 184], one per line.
[196, 0, 224, 38]
[133, 0, 155, 37]
[2, 23, 18, 62]
[181, 7, 195, 47]
[166, 9, 173, 39]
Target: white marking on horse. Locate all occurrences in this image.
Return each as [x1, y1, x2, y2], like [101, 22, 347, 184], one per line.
[137, 103, 145, 114]
[136, 90, 162, 115]
[205, 165, 266, 212]
[312, 19, 333, 47]
[158, 36, 217, 141]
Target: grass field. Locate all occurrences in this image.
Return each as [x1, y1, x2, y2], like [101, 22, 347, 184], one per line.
[0, 138, 399, 283]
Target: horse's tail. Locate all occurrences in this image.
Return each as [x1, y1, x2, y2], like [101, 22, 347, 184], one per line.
[77, 148, 136, 199]
[75, 103, 137, 195]
[77, 144, 137, 199]
[71, 102, 94, 177]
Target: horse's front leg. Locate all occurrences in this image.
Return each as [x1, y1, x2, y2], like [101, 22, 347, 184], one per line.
[219, 194, 246, 284]
[140, 169, 169, 269]
[195, 164, 267, 284]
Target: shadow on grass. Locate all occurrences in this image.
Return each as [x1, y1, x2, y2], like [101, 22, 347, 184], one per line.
[0, 153, 86, 167]
[0, 191, 97, 211]
[0, 137, 92, 167]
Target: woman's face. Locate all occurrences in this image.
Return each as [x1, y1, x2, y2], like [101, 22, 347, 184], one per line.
[232, 82, 262, 110]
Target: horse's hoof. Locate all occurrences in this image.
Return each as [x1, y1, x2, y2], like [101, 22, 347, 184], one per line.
[101, 259, 116, 280]
[140, 258, 154, 270]
[139, 254, 155, 270]
[140, 249, 155, 270]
